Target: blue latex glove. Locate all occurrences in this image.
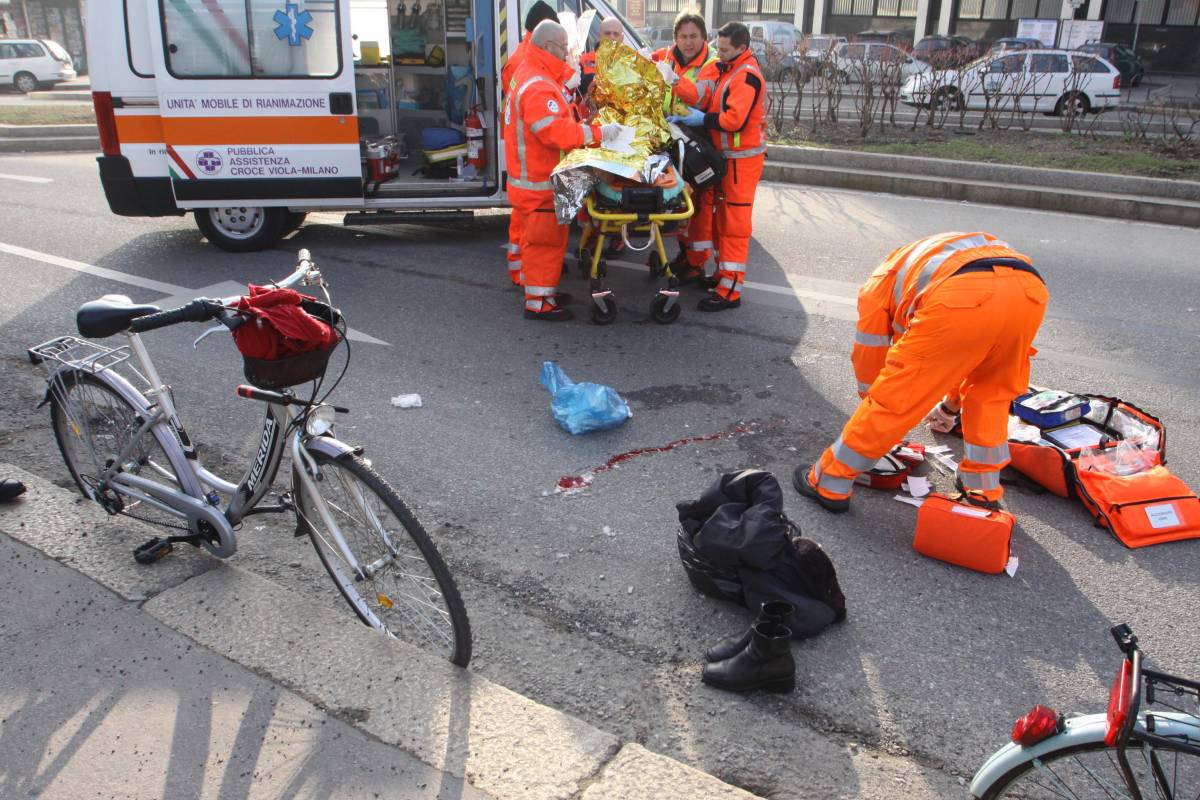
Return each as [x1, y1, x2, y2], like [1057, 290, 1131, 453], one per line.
[667, 106, 706, 127]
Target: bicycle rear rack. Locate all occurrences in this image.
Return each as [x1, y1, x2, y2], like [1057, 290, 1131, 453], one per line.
[29, 336, 131, 375]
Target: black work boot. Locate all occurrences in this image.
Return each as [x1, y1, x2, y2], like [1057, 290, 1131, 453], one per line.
[705, 600, 795, 662]
[702, 621, 796, 694]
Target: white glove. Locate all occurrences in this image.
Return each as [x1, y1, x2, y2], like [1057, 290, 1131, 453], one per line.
[600, 123, 623, 143]
[655, 59, 678, 86]
[637, 46, 652, 59]
[564, 68, 581, 91]
[925, 400, 960, 434]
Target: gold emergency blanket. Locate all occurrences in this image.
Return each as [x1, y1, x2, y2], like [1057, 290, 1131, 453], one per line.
[550, 40, 686, 222]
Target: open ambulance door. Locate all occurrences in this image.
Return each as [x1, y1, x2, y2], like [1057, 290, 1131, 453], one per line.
[148, 0, 365, 250]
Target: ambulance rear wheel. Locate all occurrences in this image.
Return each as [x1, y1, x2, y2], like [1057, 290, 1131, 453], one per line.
[284, 211, 308, 235]
[195, 206, 288, 253]
[589, 296, 617, 325]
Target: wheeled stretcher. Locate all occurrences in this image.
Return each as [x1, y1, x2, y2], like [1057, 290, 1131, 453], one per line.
[575, 164, 694, 325]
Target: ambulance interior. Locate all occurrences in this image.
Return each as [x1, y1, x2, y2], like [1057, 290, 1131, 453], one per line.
[348, 0, 641, 198]
[349, 0, 498, 197]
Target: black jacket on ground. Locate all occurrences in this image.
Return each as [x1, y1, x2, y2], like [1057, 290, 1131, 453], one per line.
[677, 470, 847, 639]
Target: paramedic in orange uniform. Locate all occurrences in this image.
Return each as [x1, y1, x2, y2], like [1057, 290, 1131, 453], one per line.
[653, 12, 719, 283]
[504, 21, 622, 321]
[669, 22, 766, 311]
[579, 17, 626, 96]
[793, 232, 1050, 513]
[502, 0, 560, 286]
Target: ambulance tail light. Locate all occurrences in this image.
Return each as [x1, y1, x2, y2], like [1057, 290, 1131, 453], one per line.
[92, 91, 121, 157]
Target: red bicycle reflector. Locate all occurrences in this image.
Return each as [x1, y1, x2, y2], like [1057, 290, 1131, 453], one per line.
[1011, 705, 1060, 746]
[1105, 658, 1135, 746]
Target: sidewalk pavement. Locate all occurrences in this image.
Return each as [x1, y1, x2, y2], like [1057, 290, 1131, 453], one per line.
[0, 465, 763, 800]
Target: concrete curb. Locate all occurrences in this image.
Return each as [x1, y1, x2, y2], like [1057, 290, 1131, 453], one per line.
[0, 123, 98, 153]
[764, 144, 1200, 228]
[0, 464, 763, 800]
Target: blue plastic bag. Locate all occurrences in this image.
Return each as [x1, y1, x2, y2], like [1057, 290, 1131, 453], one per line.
[539, 362, 632, 436]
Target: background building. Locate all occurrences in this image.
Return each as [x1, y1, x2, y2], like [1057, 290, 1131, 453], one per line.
[0, 0, 88, 73]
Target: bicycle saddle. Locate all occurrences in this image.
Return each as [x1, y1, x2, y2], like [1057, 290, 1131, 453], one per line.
[76, 294, 162, 339]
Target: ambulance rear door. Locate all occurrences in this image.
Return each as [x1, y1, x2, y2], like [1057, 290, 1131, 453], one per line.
[148, 0, 364, 208]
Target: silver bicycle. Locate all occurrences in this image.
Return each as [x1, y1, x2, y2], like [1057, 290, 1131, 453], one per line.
[29, 249, 471, 666]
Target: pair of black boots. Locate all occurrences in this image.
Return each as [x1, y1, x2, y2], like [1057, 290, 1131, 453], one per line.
[701, 601, 796, 693]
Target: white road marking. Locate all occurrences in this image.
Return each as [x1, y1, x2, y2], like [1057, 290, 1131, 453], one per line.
[0, 240, 390, 346]
[0, 173, 53, 185]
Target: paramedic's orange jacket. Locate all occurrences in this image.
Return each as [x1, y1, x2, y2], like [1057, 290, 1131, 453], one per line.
[849, 232, 1032, 397]
[502, 32, 532, 95]
[654, 45, 718, 108]
[700, 47, 766, 156]
[504, 46, 601, 190]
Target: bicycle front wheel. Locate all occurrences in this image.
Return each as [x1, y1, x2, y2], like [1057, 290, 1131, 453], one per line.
[298, 451, 472, 667]
[978, 738, 1200, 799]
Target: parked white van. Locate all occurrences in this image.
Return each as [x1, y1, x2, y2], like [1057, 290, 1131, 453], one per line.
[900, 49, 1121, 116]
[0, 39, 77, 93]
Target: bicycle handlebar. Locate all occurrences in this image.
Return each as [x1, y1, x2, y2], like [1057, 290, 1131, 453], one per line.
[129, 298, 221, 333]
[219, 249, 318, 306]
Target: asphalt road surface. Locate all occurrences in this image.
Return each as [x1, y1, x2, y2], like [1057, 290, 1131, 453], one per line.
[1, 152, 1197, 799]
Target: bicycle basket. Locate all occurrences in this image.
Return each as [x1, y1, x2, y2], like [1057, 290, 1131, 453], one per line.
[237, 297, 343, 390]
[676, 524, 744, 603]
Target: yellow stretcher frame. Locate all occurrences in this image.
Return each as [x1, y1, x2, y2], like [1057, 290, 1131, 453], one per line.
[580, 185, 695, 282]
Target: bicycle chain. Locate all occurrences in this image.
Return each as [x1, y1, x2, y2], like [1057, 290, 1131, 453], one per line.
[118, 508, 190, 532]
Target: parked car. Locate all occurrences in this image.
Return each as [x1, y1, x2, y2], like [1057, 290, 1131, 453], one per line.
[900, 49, 1122, 116]
[834, 42, 930, 83]
[913, 35, 979, 68]
[750, 39, 812, 83]
[641, 27, 673, 51]
[853, 29, 915, 50]
[0, 39, 76, 93]
[800, 34, 847, 63]
[1076, 41, 1144, 87]
[986, 37, 1044, 55]
[747, 20, 804, 55]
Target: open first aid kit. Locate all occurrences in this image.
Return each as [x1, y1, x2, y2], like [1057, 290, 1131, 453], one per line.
[913, 494, 1015, 574]
[1005, 390, 1200, 549]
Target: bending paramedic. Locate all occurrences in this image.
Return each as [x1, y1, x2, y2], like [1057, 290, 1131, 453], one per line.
[503, 21, 624, 321]
[668, 21, 767, 312]
[794, 232, 1050, 513]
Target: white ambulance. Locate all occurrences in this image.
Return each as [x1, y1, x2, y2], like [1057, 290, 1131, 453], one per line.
[86, 0, 643, 251]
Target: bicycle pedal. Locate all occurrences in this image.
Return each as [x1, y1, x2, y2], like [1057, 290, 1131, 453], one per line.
[134, 537, 174, 565]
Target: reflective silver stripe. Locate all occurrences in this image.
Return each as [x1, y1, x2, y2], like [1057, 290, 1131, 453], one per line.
[507, 244, 520, 255]
[525, 298, 544, 311]
[689, 240, 713, 251]
[513, 75, 553, 185]
[964, 442, 1010, 465]
[854, 331, 891, 347]
[959, 470, 1001, 491]
[724, 144, 766, 158]
[717, 277, 736, 290]
[831, 435, 876, 472]
[719, 132, 730, 149]
[526, 285, 554, 296]
[508, 260, 522, 271]
[818, 473, 853, 495]
[530, 115, 557, 133]
[719, 261, 745, 274]
[582, 125, 594, 145]
[892, 320, 906, 335]
[509, 177, 553, 191]
[893, 235, 953, 311]
[857, 381, 872, 393]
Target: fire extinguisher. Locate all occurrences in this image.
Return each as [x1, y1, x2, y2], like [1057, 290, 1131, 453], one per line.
[465, 105, 486, 173]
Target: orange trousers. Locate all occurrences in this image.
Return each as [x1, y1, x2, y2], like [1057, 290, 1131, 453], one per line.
[811, 267, 1049, 503]
[511, 188, 568, 313]
[682, 187, 715, 268]
[507, 206, 526, 286]
[712, 153, 764, 301]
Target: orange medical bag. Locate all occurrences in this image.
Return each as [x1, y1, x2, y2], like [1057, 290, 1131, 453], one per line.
[913, 494, 1015, 574]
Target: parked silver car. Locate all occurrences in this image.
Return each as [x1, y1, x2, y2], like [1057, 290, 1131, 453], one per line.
[833, 42, 930, 83]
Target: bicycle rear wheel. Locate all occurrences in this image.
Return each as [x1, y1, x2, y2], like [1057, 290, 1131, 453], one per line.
[49, 371, 189, 530]
[978, 738, 1200, 799]
[298, 451, 472, 667]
